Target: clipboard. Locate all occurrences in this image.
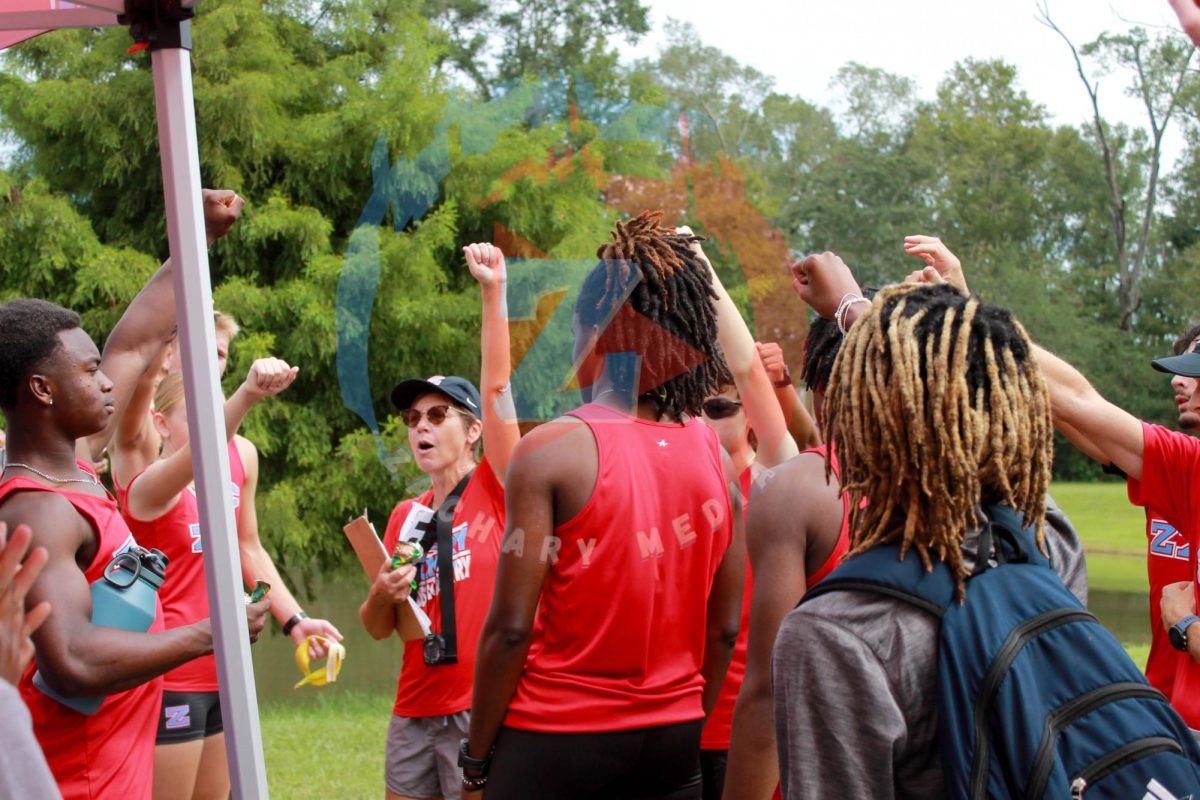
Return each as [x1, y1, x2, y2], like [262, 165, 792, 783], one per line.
[343, 515, 388, 578]
[342, 513, 432, 636]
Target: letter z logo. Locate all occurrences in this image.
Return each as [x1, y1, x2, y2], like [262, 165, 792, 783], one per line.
[164, 704, 192, 730]
[1150, 519, 1190, 561]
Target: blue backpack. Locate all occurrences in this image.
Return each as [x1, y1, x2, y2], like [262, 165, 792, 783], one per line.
[801, 504, 1200, 799]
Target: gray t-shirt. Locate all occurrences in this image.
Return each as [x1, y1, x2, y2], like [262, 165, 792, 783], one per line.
[0, 679, 60, 799]
[772, 498, 1087, 799]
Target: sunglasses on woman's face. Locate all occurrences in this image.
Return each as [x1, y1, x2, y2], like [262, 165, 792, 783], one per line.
[399, 405, 462, 428]
[702, 398, 743, 420]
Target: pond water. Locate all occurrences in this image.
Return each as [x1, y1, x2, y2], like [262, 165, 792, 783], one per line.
[247, 579, 1156, 705]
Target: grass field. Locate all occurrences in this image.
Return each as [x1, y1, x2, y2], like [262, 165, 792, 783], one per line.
[261, 691, 391, 798]
[1052, 481, 1150, 595]
[258, 480, 1156, 798]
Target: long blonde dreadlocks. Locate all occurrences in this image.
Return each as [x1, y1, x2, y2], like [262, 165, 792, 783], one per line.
[823, 282, 1053, 598]
[577, 210, 732, 419]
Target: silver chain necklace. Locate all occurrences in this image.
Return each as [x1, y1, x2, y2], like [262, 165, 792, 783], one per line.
[2, 462, 100, 487]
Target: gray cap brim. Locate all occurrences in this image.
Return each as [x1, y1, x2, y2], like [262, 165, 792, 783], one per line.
[1151, 351, 1200, 378]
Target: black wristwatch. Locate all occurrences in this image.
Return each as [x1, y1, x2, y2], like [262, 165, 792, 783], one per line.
[281, 611, 308, 637]
[458, 738, 494, 775]
[1169, 614, 1200, 652]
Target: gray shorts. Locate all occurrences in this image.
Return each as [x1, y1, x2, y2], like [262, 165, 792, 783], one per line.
[385, 711, 469, 799]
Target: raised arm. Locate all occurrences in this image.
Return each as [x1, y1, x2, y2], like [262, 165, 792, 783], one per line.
[464, 243, 520, 483]
[123, 358, 299, 521]
[108, 341, 172, 489]
[1032, 346, 1145, 479]
[84, 190, 244, 459]
[756, 341, 819, 450]
[1169, 0, 1200, 47]
[681, 228, 799, 468]
[901, 236, 1146, 479]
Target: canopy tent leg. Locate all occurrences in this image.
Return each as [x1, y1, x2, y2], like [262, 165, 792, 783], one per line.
[150, 17, 269, 800]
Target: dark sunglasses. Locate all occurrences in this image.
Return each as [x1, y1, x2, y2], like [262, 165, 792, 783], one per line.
[702, 398, 743, 420]
[399, 405, 464, 428]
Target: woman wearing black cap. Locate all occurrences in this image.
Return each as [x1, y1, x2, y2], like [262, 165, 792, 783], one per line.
[359, 242, 518, 800]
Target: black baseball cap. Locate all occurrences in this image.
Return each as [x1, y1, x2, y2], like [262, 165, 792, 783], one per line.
[390, 375, 481, 416]
[1152, 341, 1200, 378]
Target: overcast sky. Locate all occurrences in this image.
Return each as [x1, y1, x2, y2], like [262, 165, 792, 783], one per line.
[626, 0, 1191, 166]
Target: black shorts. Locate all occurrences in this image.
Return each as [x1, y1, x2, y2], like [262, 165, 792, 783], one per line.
[484, 720, 704, 800]
[156, 690, 224, 744]
[699, 750, 727, 800]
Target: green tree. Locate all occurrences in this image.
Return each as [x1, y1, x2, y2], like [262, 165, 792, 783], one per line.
[1038, 2, 1199, 330]
[0, 0, 659, 575]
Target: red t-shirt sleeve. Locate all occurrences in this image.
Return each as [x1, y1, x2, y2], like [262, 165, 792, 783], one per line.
[471, 456, 502, 507]
[1135, 422, 1200, 528]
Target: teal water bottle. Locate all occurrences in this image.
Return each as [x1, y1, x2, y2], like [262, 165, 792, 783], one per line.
[33, 546, 169, 715]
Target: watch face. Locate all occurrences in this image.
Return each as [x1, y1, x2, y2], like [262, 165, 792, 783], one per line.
[1170, 623, 1188, 652]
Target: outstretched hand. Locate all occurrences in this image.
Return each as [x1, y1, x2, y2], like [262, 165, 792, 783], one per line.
[1169, 0, 1200, 48]
[789, 252, 862, 320]
[203, 189, 244, 246]
[903, 235, 968, 293]
[0, 522, 52, 686]
[241, 358, 299, 399]
[464, 243, 505, 287]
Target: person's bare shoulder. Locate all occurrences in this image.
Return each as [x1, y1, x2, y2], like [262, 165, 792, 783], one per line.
[510, 415, 592, 471]
[0, 490, 92, 560]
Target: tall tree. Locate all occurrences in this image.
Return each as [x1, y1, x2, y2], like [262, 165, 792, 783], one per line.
[1038, 0, 1198, 330]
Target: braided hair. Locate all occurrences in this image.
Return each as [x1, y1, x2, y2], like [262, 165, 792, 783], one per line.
[576, 211, 732, 420]
[824, 282, 1052, 599]
[801, 289, 877, 394]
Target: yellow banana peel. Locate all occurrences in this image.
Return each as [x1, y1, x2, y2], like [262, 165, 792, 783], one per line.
[293, 635, 345, 689]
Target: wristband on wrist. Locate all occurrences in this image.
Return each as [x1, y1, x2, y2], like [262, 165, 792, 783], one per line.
[834, 293, 870, 336]
[773, 368, 793, 389]
[281, 611, 308, 637]
[462, 774, 489, 792]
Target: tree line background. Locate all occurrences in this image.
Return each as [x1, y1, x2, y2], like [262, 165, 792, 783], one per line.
[1, 0, 1197, 576]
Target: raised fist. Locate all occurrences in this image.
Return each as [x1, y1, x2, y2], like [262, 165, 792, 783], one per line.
[463, 243, 506, 287]
[203, 189, 244, 245]
[242, 358, 299, 399]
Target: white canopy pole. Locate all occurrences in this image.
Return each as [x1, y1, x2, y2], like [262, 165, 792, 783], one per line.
[149, 15, 269, 800]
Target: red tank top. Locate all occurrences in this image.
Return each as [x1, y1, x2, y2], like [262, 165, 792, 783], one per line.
[118, 440, 245, 691]
[700, 445, 851, 750]
[503, 403, 734, 733]
[804, 442, 852, 585]
[1, 465, 164, 800]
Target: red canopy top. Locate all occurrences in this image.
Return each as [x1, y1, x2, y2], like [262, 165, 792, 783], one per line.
[0, 1, 121, 51]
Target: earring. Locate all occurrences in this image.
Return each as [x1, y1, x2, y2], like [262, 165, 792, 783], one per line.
[48, 398, 53, 406]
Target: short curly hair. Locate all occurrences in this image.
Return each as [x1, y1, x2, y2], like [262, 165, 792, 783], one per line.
[1174, 322, 1200, 356]
[0, 299, 82, 410]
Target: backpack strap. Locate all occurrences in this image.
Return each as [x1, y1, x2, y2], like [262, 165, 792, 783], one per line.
[800, 505, 1045, 616]
[979, 503, 1050, 571]
[800, 540, 955, 618]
